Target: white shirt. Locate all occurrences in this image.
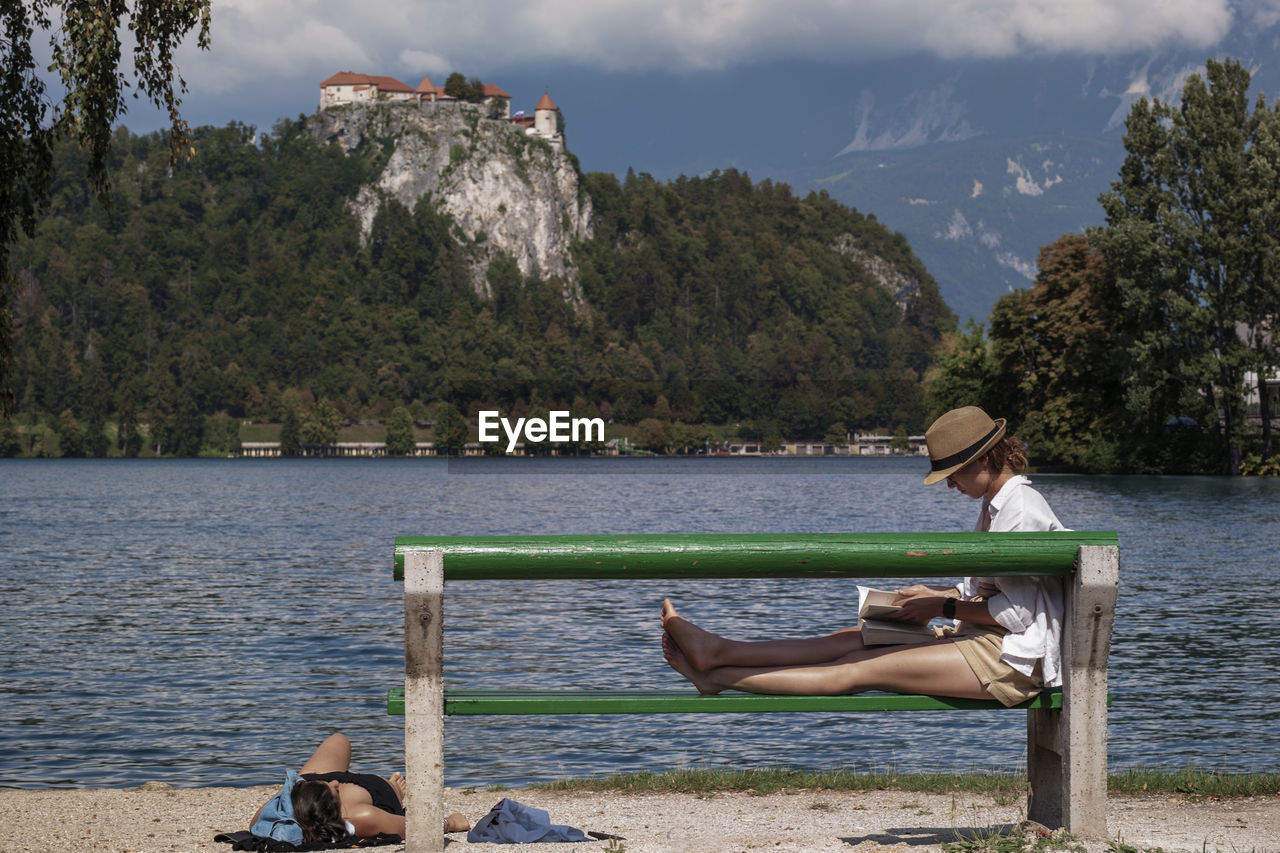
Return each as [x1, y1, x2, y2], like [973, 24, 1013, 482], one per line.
[956, 475, 1068, 686]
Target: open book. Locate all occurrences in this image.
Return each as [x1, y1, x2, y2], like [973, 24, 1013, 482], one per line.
[857, 585, 939, 646]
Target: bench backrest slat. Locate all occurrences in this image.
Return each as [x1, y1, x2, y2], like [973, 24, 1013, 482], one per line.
[393, 531, 1118, 580]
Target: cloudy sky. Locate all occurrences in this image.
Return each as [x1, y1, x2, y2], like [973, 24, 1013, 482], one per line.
[114, 0, 1265, 173]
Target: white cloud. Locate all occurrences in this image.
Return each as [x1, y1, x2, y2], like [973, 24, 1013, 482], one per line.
[180, 0, 1236, 84]
[182, 2, 374, 93]
[400, 51, 452, 77]
[971, 179, 983, 198]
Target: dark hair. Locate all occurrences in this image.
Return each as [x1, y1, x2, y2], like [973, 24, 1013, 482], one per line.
[291, 780, 348, 843]
[985, 435, 1028, 473]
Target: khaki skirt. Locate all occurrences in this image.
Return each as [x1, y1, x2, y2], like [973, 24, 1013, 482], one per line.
[948, 628, 1044, 707]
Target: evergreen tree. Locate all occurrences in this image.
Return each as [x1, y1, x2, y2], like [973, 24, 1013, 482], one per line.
[385, 406, 415, 455]
[431, 402, 467, 456]
[1089, 58, 1280, 473]
[55, 409, 85, 457]
[1, 0, 211, 416]
[280, 401, 303, 456]
[0, 417, 20, 457]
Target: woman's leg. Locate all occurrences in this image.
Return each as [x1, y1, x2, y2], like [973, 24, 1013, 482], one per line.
[666, 635, 990, 701]
[299, 732, 352, 775]
[661, 599, 866, 670]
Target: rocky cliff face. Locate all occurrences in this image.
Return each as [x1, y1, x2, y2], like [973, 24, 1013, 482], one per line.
[829, 233, 919, 310]
[308, 103, 593, 300]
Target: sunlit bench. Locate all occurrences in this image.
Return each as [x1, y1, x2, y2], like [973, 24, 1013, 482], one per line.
[389, 532, 1118, 852]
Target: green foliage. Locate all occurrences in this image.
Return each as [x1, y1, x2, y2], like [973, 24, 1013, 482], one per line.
[0, 417, 19, 456]
[1, 0, 212, 417]
[631, 417, 669, 452]
[443, 72, 484, 102]
[4, 125, 954, 455]
[385, 406, 415, 455]
[932, 57, 1280, 475]
[431, 402, 467, 455]
[890, 424, 909, 453]
[985, 235, 1124, 470]
[925, 321, 998, 418]
[279, 401, 302, 456]
[1240, 453, 1280, 475]
[1089, 58, 1280, 473]
[55, 409, 85, 457]
[302, 399, 342, 447]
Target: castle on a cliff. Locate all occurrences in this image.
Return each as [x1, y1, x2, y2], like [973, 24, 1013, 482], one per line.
[318, 72, 564, 150]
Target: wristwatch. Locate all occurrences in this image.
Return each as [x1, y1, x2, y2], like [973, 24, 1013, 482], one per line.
[942, 597, 957, 619]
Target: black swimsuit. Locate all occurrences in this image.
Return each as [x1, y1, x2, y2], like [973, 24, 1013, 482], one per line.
[301, 772, 404, 816]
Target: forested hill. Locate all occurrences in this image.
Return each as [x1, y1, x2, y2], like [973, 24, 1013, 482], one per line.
[4, 108, 955, 456]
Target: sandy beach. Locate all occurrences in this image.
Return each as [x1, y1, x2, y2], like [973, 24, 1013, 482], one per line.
[1, 782, 1276, 853]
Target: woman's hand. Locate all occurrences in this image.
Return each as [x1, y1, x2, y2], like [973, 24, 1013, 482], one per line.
[893, 584, 947, 602]
[887, 593, 946, 624]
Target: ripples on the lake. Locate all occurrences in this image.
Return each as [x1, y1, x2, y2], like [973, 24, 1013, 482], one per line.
[1, 458, 1277, 788]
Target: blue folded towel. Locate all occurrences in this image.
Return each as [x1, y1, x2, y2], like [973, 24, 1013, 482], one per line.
[467, 797, 590, 844]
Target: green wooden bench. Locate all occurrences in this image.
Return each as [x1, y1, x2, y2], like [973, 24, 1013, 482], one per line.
[390, 532, 1118, 852]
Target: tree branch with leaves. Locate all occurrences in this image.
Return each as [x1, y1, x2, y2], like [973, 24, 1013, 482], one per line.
[1, 0, 211, 415]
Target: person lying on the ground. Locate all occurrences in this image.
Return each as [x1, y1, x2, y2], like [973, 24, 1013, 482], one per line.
[250, 732, 469, 843]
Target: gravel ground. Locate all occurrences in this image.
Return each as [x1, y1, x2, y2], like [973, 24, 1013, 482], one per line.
[0, 783, 1276, 853]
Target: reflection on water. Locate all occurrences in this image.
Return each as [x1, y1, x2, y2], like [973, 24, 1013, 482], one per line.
[1, 458, 1277, 788]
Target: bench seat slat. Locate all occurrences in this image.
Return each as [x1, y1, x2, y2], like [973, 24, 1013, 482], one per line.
[386, 688, 1064, 716]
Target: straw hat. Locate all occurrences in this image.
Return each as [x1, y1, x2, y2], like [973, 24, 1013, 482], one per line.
[923, 406, 1006, 485]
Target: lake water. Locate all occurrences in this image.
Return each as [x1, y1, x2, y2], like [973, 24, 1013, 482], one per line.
[1, 457, 1277, 789]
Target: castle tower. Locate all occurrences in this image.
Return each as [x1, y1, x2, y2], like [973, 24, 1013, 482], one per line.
[534, 92, 560, 146]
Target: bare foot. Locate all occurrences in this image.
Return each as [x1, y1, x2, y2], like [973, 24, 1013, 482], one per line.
[663, 631, 722, 695]
[660, 599, 726, 671]
[387, 771, 406, 802]
[444, 812, 470, 833]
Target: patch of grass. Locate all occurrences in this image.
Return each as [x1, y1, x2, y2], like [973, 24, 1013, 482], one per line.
[1108, 766, 1280, 799]
[531, 766, 1280, 799]
[943, 830, 1085, 853]
[532, 766, 1028, 797]
[1104, 842, 1168, 853]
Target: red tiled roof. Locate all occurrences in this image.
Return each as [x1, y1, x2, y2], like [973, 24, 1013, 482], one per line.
[369, 75, 415, 93]
[320, 71, 369, 87]
[415, 74, 440, 94]
[535, 92, 558, 111]
[482, 83, 512, 99]
[319, 71, 414, 93]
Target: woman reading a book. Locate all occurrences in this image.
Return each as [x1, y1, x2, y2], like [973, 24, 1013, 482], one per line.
[660, 406, 1067, 707]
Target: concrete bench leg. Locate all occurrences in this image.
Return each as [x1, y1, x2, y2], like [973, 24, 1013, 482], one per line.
[1027, 544, 1118, 837]
[405, 550, 445, 853]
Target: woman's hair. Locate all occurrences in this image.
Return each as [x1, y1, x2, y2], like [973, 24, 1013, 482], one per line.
[984, 435, 1028, 473]
[291, 780, 348, 843]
